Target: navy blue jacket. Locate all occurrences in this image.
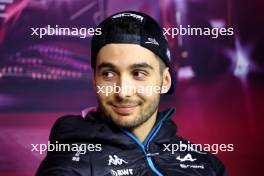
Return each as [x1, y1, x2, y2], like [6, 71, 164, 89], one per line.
[36, 108, 227, 176]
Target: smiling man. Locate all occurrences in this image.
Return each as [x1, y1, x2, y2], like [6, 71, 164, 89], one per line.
[94, 43, 171, 143]
[37, 11, 227, 176]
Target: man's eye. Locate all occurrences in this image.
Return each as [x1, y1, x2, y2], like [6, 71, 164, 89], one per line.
[102, 71, 114, 78]
[133, 71, 147, 78]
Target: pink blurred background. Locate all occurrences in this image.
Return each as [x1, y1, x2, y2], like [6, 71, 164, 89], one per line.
[0, 0, 263, 175]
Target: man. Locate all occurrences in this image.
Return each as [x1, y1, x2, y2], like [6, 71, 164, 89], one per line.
[37, 11, 227, 176]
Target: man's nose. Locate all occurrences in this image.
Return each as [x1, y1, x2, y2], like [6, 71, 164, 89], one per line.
[115, 74, 135, 98]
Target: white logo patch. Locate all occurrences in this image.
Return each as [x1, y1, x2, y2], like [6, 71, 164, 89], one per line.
[72, 146, 86, 162]
[112, 13, 144, 22]
[176, 153, 205, 170]
[110, 169, 133, 176]
[145, 38, 159, 45]
[180, 164, 205, 169]
[176, 153, 197, 162]
[108, 155, 128, 166]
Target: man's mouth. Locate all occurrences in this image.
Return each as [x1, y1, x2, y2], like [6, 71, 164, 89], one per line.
[111, 104, 138, 114]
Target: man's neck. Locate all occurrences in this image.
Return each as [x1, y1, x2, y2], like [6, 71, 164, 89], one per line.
[129, 111, 158, 143]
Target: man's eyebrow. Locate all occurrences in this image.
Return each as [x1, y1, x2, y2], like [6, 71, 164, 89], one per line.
[97, 62, 116, 70]
[130, 63, 154, 70]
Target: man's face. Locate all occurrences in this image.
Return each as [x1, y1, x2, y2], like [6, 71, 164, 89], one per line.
[93, 44, 170, 128]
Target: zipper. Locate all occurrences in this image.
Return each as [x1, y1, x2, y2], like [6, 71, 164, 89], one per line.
[122, 131, 163, 176]
[121, 108, 175, 176]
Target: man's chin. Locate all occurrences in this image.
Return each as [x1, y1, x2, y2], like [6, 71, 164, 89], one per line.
[110, 113, 139, 128]
[101, 106, 145, 128]
[113, 120, 140, 129]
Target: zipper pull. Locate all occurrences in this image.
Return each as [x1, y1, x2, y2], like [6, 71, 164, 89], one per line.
[146, 152, 160, 157]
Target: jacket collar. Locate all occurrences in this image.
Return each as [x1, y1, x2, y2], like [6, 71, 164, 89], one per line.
[82, 107, 177, 148]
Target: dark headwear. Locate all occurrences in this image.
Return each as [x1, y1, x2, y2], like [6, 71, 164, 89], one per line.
[91, 11, 175, 94]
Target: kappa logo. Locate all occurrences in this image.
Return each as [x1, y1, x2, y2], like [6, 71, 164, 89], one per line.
[145, 38, 159, 45]
[176, 153, 197, 162]
[108, 155, 128, 166]
[72, 146, 86, 162]
[110, 169, 133, 176]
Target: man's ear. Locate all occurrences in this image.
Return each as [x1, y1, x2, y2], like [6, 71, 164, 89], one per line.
[161, 67, 171, 94]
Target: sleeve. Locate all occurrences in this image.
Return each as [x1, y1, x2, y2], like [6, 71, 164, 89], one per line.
[216, 160, 228, 176]
[208, 151, 228, 176]
[35, 116, 91, 176]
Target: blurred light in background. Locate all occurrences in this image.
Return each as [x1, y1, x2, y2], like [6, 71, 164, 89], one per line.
[178, 66, 195, 80]
[226, 37, 255, 80]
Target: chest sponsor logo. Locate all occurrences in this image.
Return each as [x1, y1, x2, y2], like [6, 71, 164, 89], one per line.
[176, 153, 205, 169]
[72, 146, 86, 162]
[108, 155, 128, 166]
[180, 164, 205, 169]
[176, 153, 197, 162]
[110, 169, 133, 176]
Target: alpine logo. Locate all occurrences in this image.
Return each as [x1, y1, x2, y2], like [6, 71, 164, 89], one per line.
[110, 169, 133, 176]
[108, 155, 128, 166]
[176, 153, 197, 162]
[176, 154, 205, 169]
[145, 38, 159, 45]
